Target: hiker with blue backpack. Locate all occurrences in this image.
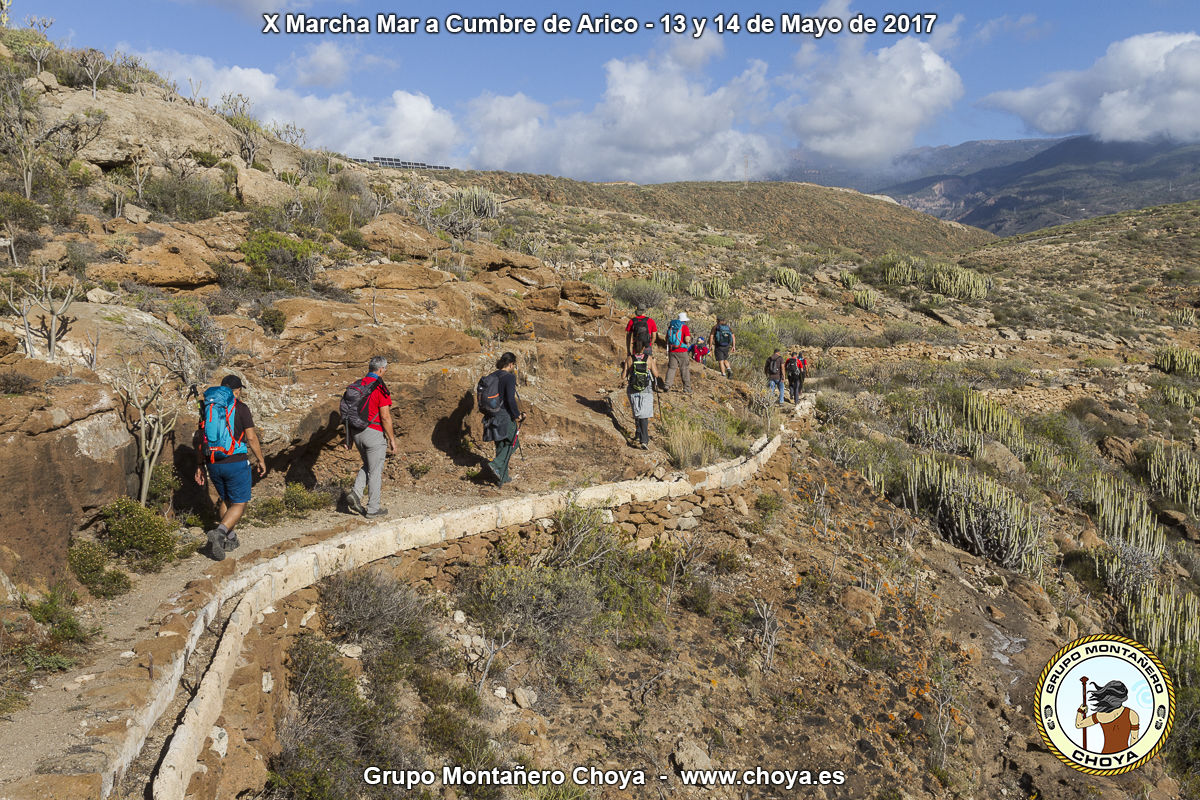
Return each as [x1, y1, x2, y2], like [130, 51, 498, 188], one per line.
[624, 334, 661, 449]
[193, 375, 266, 561]
[662, 312, 692, 393]
[477, 351, 525, 486]
[340, 356, 397, 518]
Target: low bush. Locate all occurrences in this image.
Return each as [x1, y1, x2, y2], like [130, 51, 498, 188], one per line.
[67, 541, 132, 599]
[26, 585, 91, 644]
[0, 372, 40, 395]
[320, 571, 436, 657]
[612, 278, 665, 310]
[258, 304, 286, 335]
[100, 497, 178, 572]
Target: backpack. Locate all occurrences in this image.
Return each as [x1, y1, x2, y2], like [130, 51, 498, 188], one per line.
[629, 354, 651, 393]
[630, 316, 651, 345]
[786, 357, 802, 379]
[666, 319, 684, 348]
[476, 371, 505, 416]
[340, 377, 384, 431]
[201, 385, 247, 462]
[714, 323, 733, 347]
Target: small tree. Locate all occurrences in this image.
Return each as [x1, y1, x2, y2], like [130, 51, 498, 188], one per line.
[111, 351, 183, 506]
[0, 190, 44, 266]
[0, 68, 105, 199]
[129, 148, 151, 203]
[268, 120, 306, 147]
[77, 48, 114, 99]
[4, 262, 79, 361]
[369, 182, 395, 219]
[28, 41, 52, 75]
[219, 92, 264, 166]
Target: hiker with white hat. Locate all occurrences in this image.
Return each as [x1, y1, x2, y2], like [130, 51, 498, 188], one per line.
[662, 312, 693, 393]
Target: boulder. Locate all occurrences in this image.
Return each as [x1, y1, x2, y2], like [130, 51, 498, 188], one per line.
[839, 586, 883, 618]
[324, 263, 453, 292]
[672, 740, 712, 775]
[182, 212, 252, 253]
[1099, 436, 1137, 466]
[85, 220, 219, 289]
[236, 166, 294, 207]
[459, 240, 544, 272]
[560, 280, 608, 308]
[977, 440, 1024, 478]
[359, 214, 449, 260]
[0, 358, 135, 594]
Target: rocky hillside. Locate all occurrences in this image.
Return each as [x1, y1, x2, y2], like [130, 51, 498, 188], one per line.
[0, 25, 1198, 800]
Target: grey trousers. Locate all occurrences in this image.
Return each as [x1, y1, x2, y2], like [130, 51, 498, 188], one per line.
[352, 427, 387, 513]
[665, 351, 691, 391]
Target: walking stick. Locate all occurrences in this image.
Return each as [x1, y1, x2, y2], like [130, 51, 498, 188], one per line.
[1081, 676, 1089, 751]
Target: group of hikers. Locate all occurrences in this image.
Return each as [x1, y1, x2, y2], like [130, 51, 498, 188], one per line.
[192, 309, 806, 559]
[622, 307, 807, 449]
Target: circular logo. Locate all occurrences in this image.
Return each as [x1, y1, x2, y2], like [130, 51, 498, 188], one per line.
[1035, 634, 1175, 775]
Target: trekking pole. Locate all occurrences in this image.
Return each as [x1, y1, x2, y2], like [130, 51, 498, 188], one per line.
[1080, 676, 1089, 751]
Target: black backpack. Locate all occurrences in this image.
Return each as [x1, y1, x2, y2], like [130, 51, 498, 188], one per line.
[630, 315, 651, 345]
[629, 354, 651, 393]
[340, 377, 385, 431]
[714, 324, 733, 347]
[786, 357, 802, 379]
[476, 371, 505, 416]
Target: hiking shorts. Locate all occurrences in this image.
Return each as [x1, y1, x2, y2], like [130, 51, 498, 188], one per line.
[714, 346, 731, 361]
[208, 459, 252, 504]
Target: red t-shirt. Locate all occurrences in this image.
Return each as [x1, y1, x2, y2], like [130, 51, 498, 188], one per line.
[361, 377, 392, 431]
[670, 324, 691, 353]
[626, 315, 657, 337]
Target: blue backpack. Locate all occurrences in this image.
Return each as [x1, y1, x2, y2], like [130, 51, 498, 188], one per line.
[202, 386, 246, 462]
[666, 319, 684, 348]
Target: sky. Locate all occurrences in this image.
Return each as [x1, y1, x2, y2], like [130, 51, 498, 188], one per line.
[32, 0, 1200, 182]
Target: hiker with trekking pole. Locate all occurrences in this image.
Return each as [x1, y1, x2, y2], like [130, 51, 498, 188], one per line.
[340, 356, 396, 518]
[477, 351, 525, 487]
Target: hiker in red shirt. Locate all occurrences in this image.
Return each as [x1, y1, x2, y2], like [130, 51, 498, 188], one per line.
[625, 305, 657, 355]
[343, 356, 397, 518]
[663, 312, 692, 393]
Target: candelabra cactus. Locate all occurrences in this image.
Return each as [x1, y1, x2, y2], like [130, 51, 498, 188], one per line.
[1161, 385, 1200, 409]
[687, 280, 705, 299]
[840, 271, 858, 289]
[705, 277, 731, 299]
[906, 453, 1045, 575]
[1128, 583, 1200, 684]
[1148, 443, 1200, 516]
[1089, 472, 1166, 558]
[1155, 345, 1200, 377]
[775, 267, 804, 294]
[652, 269, 680, 293]
[853, 287, 878, 312]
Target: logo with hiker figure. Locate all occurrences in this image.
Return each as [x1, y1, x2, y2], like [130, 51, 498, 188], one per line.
[1035, 635, 1175, 775]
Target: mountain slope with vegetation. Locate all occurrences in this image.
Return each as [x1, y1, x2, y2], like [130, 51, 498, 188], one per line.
[438, 170, 993, 260]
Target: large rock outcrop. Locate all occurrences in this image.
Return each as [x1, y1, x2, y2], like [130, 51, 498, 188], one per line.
[0, 357, 136, 595]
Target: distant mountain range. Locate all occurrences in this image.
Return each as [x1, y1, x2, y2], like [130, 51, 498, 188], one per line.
[777, 136, 1200, 236]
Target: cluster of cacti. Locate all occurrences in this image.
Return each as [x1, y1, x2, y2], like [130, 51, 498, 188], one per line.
[1161, 384, 1200, 409]
[651, 269, 680, 294]
[687, 280, 706, 299]
[705, 277, 731, 299]
[908, 405, 981, 455]
[451, 186, 499, 219]
[750, 312, 778, 334]
[906, 453, 1045, 575]
[1090, 472, 1167, 558]
[883, 257, 919, 286]
[1169, 307, 1198, 327]
[1155, 345, 1200, 377]
[1127, 582, 1200, 684]
[853, 287, 878, 312]
[927, 263, 991, 300]
[962, 391, 1027, 454]
[775, 267, 804, 294]
[840, 271, 859, 289]
[1148, 443, 1200, 515]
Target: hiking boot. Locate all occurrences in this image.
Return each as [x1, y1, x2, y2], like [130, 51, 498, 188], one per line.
[224, 532, 240, 552]
[344, 489, 366, 515]
[365, 508, 389, 518]
[206, 529, 226, 562]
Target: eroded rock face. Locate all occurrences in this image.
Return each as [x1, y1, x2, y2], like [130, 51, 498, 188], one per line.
[359, 214, 450, 260]
[85, 218, 220, 289]
[0, 357, 136, 593]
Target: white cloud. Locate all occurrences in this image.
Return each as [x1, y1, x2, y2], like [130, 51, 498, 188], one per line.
[781, 37, 963, 162]
[465, 50, 777, 182]
[138, 49, 459, 163]
[289, 41, 353, 88]
[984, 32, 1200, 142]
[668, 32, 725, 70]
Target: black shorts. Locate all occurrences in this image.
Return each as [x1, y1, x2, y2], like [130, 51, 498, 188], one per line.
[714, 346, 731, 361]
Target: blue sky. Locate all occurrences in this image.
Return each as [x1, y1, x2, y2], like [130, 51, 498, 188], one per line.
[35, 0, 1200, 181]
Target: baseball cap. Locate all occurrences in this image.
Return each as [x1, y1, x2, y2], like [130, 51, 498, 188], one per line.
[220, 375, 244, 389]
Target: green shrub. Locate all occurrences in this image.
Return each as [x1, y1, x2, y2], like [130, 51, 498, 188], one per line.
[612, 279, 664, 310]
[142, 174, 236, 221]
[0, 372, 40, 395]
[701, 234, 735, 248]
[26, 585, 91, 643]
[284, 482, 334, 513]
[258, 304, 286, 335]
[100, 498, 178, 572]
[239, 230, 323, 291]
[190, 150, 221, 168]
[146, 462, 181, 510]
[67, 542, 131, 599]
[319, 570, 435, 656]
[337, 228, 367, 250]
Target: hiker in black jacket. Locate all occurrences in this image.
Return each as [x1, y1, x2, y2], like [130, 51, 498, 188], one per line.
[479, 352, 525, 486]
